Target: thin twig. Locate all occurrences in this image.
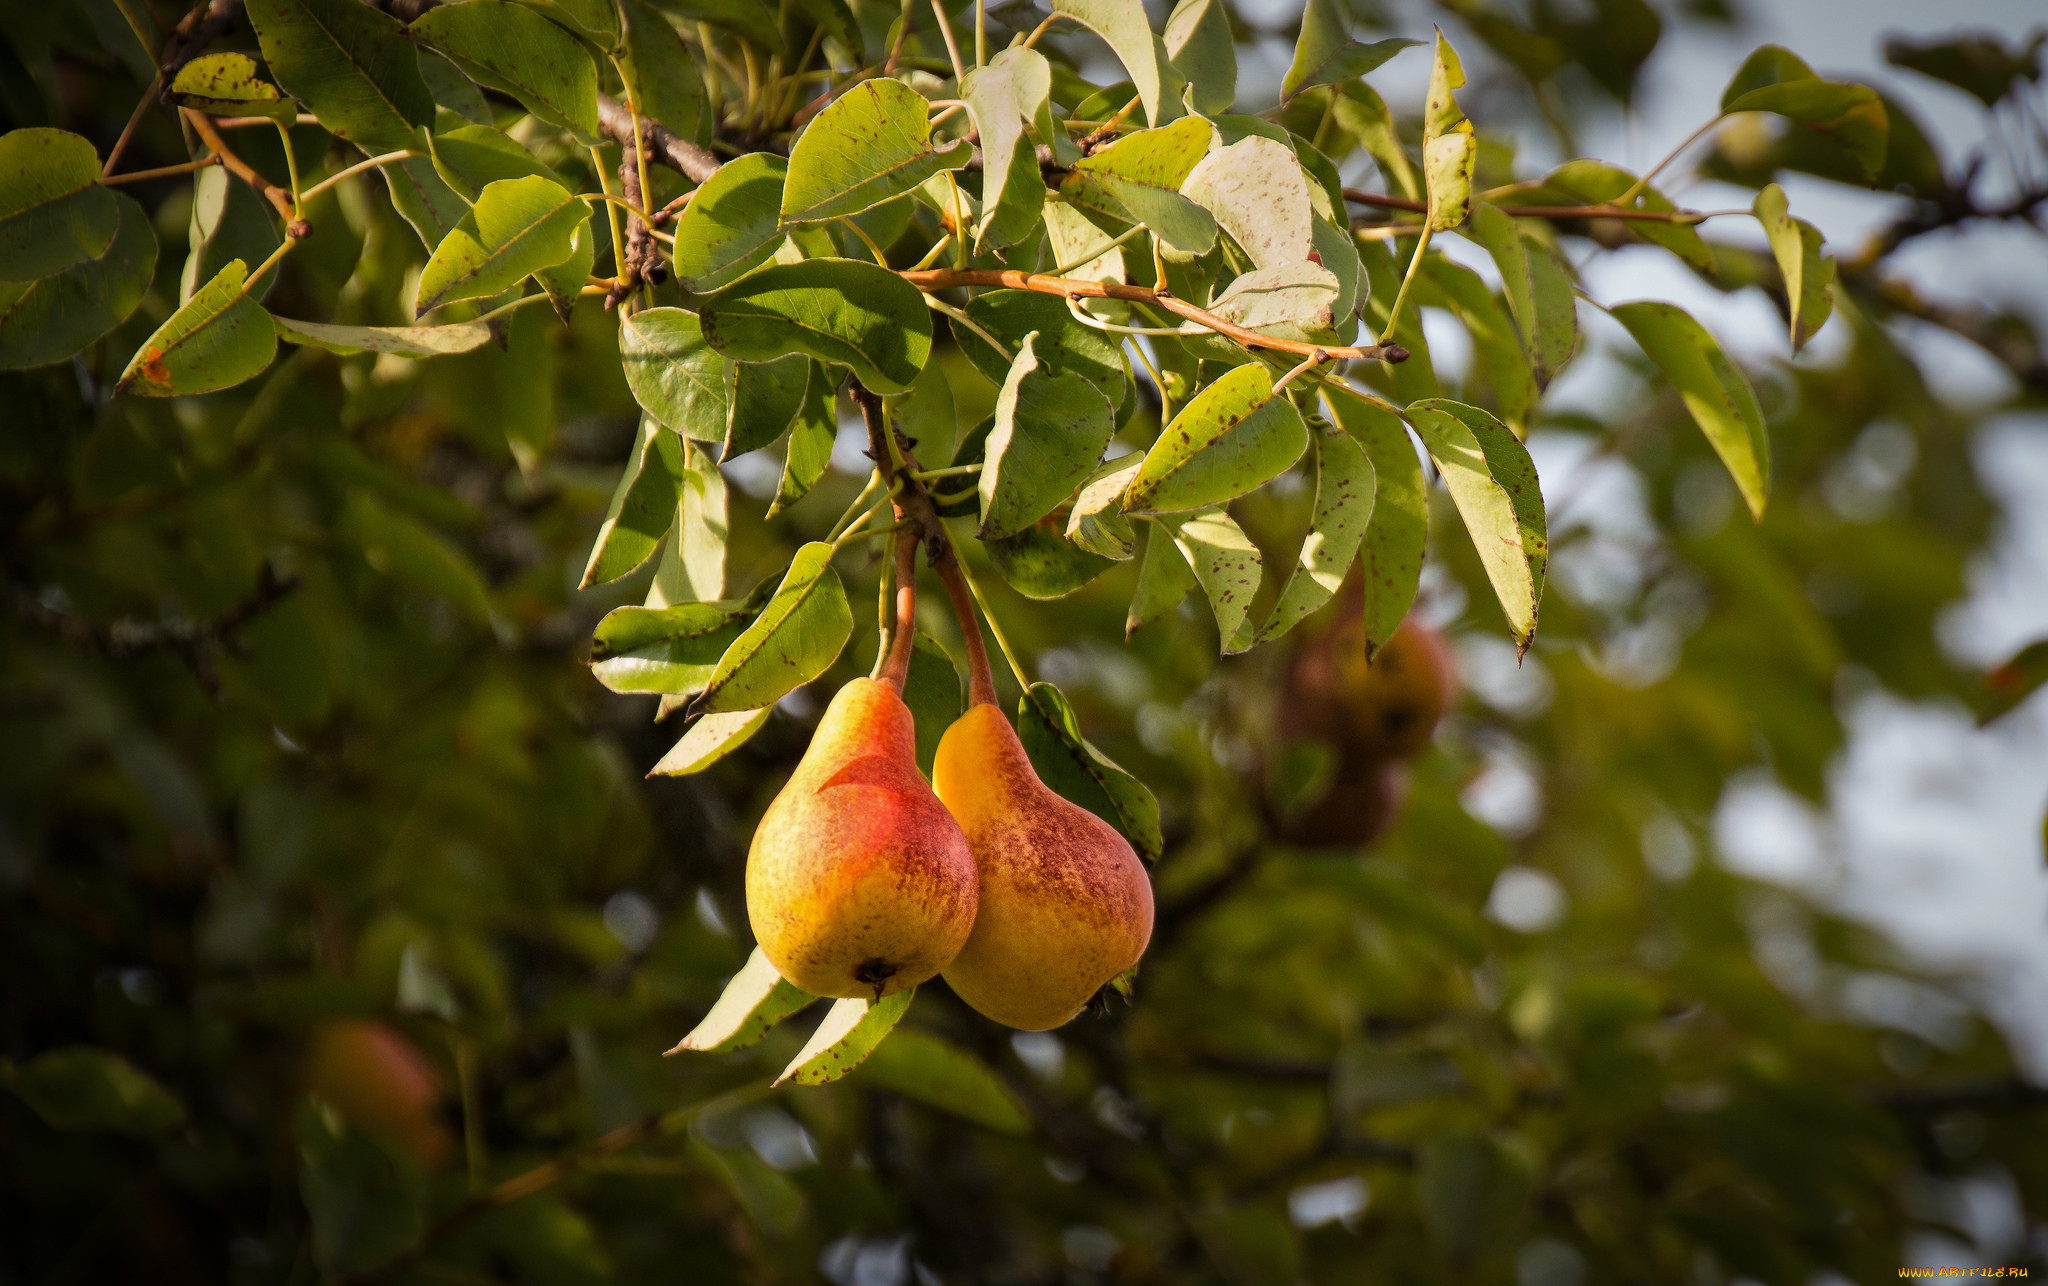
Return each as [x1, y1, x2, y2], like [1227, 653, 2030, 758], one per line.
[1341, 187, 1712, 225]
[100, 155, 220, 185]
[297, 150, 416, 205]
[901, 268, 1408, 363]
[102, 74, 163, 178]
[182, 108, 301, 231]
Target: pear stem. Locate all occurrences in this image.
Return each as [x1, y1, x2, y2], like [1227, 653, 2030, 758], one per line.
[936, 555, 999, 709]
[877, 527, 919, 692]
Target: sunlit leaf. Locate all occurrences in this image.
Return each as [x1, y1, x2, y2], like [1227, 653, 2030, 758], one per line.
[667, 947, 815, 1051]
[1282, 0, 1417, 103]
[580, 416, 686, 588]
[1405, 398, 1545, 651]
[1061, 117, 1217, 255]
[780, 78, 969, 223]
[1464, 203, 1577, 388]
[168, 51, 294, 119]
[1610, 300, 1769, 520]
[414, 175, 586, 314]
[1258, 420, 1373, 644]
[1123, 363, 1308, 514]
[667, 153, 786, 291]
[117, 258, 277, 397]
[697, 542, 852, 713]
[619, 306, 730, 439]
[1182, 136, 1313, 270]
[272, 315, 493, 356]
[1049, 0, 1186, 126]
[776, 990, 914, 1085]
[700, 258, 931, 395]
[1752, 183, 1834, 353]
[1066, 456, 1141, 560]
[767, 374, 836, 518]
[1422, 30, 1475, 232]
[649, 705, 776, 775]
[1324, 385, 1424, 657]
[1162, 0, 1236, 114]
[1166, 508, 1264, 654]
[962, 50, 1052, 253]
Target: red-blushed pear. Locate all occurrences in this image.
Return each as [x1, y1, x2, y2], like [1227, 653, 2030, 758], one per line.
[745, 533, 978, 999]
[931, 571, 1153, 1031]
[305, 1020, 452, 1169]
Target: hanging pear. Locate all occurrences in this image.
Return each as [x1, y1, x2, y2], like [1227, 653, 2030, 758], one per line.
[745, 535, 978, 999]
[931, 573, 1153, 1030]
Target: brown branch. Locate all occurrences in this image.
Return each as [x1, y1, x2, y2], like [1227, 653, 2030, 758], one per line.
[158, 0, 242, 92]
[1342, 187, 1710, 225]
[902, 269, 1410, 363]
[610, 126, 667, 308]
[596, 93, 721, 184]
[182, 108, 302, 232]
[9, 564, 299, 700]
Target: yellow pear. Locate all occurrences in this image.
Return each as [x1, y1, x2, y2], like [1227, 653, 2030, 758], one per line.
[934, 702, 1153, 1030]
[746, 675, 979, 1000]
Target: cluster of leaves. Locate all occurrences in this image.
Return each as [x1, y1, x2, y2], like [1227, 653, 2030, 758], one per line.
[3, 0, 2047, 1281]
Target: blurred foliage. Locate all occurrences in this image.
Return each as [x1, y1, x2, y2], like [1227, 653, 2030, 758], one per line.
[4, 1, 2048, 1284]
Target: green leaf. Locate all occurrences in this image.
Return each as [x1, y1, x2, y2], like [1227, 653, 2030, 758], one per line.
[1050, 0, 1185, 127]
[1359, 237, 1439, 402]
[1979, 639, 2048, 727]
[767, 375, 836, 518]
[1310, 210, 1366, 323]
[518, 0, 620, 47]
[1167, 508, 1263, 654]
[984, 520, 1118, 599]
[1336, 80, 1418, 200]
[1752, 183, 1834, 354]
[1421, 256, 1538, 437]
[246, 0, 435, 153]
[700, 258, 931, 395]
[427, 123, 561, 201]
[1609, 300, 1769, 520]
[776, 990, 914, 1085]
[854, 1027, 1032, 1134]
[902, 630, 963, 778]
[1464, 203, 1577, 388]
[1123, 363, 1308, 514]
[273, 315, 494, 356]
[1324, 386, 1424, 657]
[183, 165, 281, 305]
[667, 153, 786, 290]
[1042, 201, 1127, 285]
[962, 50, 1051, 253]
[1017, 680, 1162, 861]
[419, 50, 493, 124]
[956, 289, 1127, 408]
[980, 334, 1115, 540]
[342, 491, 494, 625]
[0, 128, 118, 282]
[117, 258, 277, 397]
[650, 440, 727, 603]
[580, 416, 686, 588]
[1885, 31, 2045, 108]
[1125, 520, 1196, 637]
[1405, 399, 1545, 651]
[0, 191, 155, 371]
[1060, 117, 1217, 255]
[1282, 0, 1418, 104]
[649, 705, 775, 774]
[415, 174, 585, 314]
[4, 1047, 187, 1135]
[698, 542, 853, 713]
[534, 215, 595, 322]
[381, 155, 469, 249]
[1258, 421, 1372, 644]
[1422, 30, 1475, 231]
[1205, 261, 1341, 329]
[722, 354, 810, 462]
[1066, 456, 1140, 560]
[168, 51, 294, 119]
[1539, 160, 1712, 272]
[1162, 0, 1236, 115]
[410, 0, 600, 139]
[1722, 47, 1880, 127]
[667, 947, 815, 1051]
[617, 0, 704, 139]
[781, 78, 968, 224]
[591, 600, 753, 694]
[1182, 136, 1312, 270]
[619, 306, 731, 439]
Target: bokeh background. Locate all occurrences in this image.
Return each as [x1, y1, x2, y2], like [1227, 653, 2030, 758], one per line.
[3, 0, 2047, 1282]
